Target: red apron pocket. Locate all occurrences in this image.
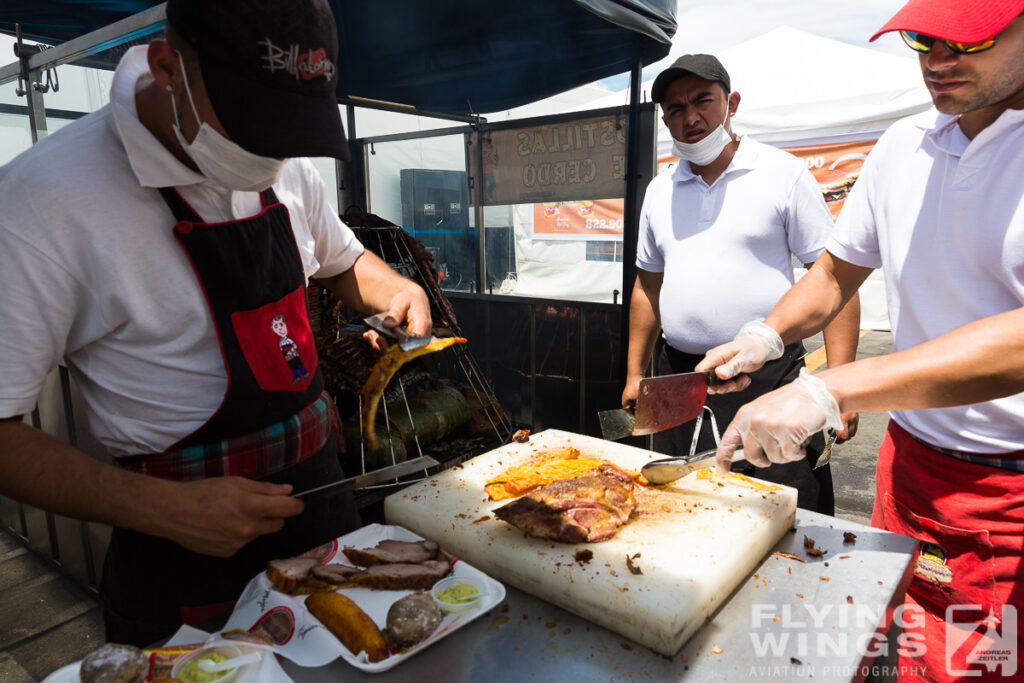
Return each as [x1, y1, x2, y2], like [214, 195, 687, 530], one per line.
[231, 287, 319, 392]
[883, 492, 996, 613]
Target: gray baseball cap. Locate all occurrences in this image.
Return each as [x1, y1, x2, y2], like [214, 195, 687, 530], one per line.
[651, 54, 731, 103]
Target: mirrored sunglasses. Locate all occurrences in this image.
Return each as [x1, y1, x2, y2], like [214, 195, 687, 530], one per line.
[899, 30, 997, 54]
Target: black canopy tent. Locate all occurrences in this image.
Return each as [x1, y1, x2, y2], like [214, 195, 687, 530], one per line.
[0, 0, 675, 115]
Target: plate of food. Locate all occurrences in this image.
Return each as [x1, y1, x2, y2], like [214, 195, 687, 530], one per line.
[43, 640, 281, 683]
[220, 523, 506, 673]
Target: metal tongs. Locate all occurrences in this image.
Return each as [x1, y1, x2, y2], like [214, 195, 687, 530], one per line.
[363, 314, 433, 351]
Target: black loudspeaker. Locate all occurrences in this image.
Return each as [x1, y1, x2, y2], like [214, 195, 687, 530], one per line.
[400, 169, 472, 289]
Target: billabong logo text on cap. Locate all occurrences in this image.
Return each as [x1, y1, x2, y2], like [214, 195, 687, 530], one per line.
[259, 39, 336, 81]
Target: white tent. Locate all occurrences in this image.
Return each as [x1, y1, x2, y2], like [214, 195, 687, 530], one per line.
[721, 26, 930, 143]
[725, 27, 930, 331]
[575, 25, 931, 152]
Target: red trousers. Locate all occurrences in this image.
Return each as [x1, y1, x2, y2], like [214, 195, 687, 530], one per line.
[872, 420, 1024, 682]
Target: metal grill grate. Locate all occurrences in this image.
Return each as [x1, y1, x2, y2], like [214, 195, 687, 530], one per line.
[307, 216, 513, 499]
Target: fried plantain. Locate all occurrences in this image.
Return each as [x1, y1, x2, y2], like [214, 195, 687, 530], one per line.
[306, 592, 389, 662]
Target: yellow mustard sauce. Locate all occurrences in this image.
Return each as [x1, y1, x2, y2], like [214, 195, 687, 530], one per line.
[179, 652, 230, 683]
[437, 582, 480, 604]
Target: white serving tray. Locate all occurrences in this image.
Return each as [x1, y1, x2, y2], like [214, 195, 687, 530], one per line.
[223, 523, 506, 673]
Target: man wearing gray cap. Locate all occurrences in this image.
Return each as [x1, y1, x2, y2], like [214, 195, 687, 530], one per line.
[620, 54, 861, 512]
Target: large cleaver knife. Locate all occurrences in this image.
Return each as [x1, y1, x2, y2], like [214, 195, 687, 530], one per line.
[598, 370, 721, 441]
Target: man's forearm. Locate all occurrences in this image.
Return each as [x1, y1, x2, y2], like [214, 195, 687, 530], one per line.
[822, 292, 861, 367]
[322, 251, 423, 314]
[767, 252, 871, 345]
[626, 278, 661, 377]
[823, 306, 1024, 413]
[0, 418, 174, 534]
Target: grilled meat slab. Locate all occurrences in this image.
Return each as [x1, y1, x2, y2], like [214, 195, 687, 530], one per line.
[493, 464, 637, 543]
[343, 539, 440, 567]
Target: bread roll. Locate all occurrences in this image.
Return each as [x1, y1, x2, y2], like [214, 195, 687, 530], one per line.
[384, 591, 442, 650]
[79, 643, 147, 683]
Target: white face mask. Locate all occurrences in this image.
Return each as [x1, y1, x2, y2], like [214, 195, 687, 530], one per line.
[170, 53, 285, 192]
[671, 123, 734, 166]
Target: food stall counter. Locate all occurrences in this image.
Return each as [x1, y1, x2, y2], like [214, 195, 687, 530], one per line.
[278, 508, 917, 682]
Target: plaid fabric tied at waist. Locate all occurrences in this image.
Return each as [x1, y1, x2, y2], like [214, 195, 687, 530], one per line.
[121, 393, 332, 481]
[910, 433, 1024, 473]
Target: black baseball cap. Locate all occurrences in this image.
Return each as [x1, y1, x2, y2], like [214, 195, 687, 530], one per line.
[651, 54, 731, 103]
[166, 0, 350, 161]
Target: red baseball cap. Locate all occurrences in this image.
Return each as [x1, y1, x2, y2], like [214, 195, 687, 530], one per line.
[871, 0, 1024, 43]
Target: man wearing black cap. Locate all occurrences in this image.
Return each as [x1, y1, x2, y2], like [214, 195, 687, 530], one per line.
[700, 1, 1024, 679]
[621, 53, 861, 514]
[0, 0, 430, 645]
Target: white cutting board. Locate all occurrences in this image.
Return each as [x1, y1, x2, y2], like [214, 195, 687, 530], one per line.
[384, 429, 797, 655]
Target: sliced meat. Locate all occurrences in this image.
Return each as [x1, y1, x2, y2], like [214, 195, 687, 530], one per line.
[347, 560, 452, 591]
[266, 557, 336, 595]
[493, 464, 636, 543]
[310, 563, 361, 584]
[343, 539, 440, 567]
[385, 591, 443, 651]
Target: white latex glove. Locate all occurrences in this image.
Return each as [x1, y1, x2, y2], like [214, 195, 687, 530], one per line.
[716, 367, 842, 472]
[697, 320, 785, 394]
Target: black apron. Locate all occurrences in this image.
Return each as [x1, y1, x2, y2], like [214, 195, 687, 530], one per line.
[653, 340, 834, 515]
[102, 187, 359, 646]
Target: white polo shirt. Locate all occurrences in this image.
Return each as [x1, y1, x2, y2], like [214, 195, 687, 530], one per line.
[637, 137, 833, 354]
[829, 107, 1024, 453]
[0, 47, 363, 456]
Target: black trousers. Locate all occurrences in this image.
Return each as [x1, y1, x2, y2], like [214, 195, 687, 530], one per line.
[653, 341, 835, 515]
[101, 436, 360, 646]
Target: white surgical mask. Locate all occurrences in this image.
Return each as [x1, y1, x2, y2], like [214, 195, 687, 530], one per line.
[671, 123, 734, 166]
[170, 53, 285, 192]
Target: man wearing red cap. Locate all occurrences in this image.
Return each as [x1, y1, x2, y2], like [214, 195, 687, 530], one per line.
[0, 0, 431, 645]
[697, 1, 1024, 680]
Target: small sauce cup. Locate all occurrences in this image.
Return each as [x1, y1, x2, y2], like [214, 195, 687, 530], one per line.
[431, 575, 486, 614]
[171, 645, 253, 683]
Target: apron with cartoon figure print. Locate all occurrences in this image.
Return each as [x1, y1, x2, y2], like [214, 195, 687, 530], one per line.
[101, 187, 360, 647]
